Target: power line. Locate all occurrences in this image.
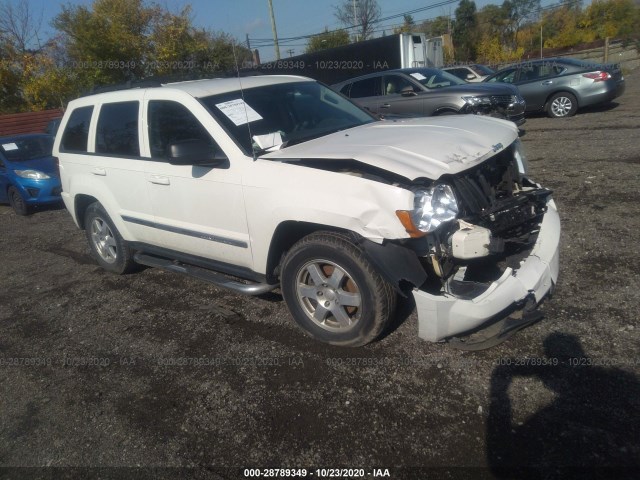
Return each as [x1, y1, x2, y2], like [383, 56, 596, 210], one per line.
[250, 0, 580, 49]
[250, 0, 460, 46]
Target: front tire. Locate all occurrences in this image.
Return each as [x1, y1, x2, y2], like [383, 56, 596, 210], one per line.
[280, 232, 396, 347]
[84, 202, 135, 274]
[546, 92, 578, 118]
[8, 186, 29, 215]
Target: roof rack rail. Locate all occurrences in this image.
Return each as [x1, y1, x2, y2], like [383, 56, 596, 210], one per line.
[82, 78, 163, 96]
[79, 69, 266, 97]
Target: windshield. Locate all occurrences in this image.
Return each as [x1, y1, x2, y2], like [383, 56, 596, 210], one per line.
[200, 81, 376, 155]
[409, 69, 467, 89]
[0, 136, 54, 162]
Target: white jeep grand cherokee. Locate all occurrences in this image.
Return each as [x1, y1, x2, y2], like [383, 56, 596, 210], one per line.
[54, 75, 560, 348]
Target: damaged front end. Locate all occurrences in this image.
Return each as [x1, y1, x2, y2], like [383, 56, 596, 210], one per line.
[396, 140, 560, 345]
[461, 94, 527, 126]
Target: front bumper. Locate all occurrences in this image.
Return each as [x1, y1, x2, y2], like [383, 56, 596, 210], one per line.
[413, 198, 560, 342]
[509, 113, 526, 126]
[14, 178, 62, 205]
[506, 97, 527, 125]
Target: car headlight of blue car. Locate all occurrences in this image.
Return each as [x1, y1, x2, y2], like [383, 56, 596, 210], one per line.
[14, 169, 51, 180]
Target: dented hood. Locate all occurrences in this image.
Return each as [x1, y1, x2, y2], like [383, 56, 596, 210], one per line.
[262, 115, 519, 180]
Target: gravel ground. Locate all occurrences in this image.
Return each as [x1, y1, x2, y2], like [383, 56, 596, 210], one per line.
[1, 73, 639, 480]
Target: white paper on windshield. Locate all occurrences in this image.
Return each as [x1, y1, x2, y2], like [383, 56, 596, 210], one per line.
[253, 132, 283, 151]
[410, 72, 427, 81]
[215, 99, 263, 126]
[2, 142, 18, 151]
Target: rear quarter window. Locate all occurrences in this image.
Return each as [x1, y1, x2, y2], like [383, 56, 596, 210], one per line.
[60, 106, 94, 152]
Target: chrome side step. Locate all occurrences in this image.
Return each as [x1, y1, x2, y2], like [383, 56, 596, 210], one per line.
[133, 252, 278, 296]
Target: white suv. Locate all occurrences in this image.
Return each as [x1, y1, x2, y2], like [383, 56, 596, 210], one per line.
[54, 75, 560, 348]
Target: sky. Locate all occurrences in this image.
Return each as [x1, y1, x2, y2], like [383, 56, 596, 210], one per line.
[28, 0, 561, 62]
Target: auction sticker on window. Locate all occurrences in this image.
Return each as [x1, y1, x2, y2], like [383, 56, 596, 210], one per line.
[1, 143, 19, 151]
[215, 99, 263, 126]
[410, 72, 427, 81]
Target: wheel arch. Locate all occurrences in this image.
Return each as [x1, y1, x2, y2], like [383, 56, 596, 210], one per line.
[265, 221, 351, 283]
[265, 221, 427, 293]
[74, 194, 99, 230]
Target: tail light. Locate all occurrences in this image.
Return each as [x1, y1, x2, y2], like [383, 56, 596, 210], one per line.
[582, 71, 611, 82]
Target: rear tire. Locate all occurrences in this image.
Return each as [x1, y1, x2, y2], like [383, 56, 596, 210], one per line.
[8, 186, 29, 216]
[546, 92, 578, 118]
[84, 202, 135, 274]
[280, 232, 396, 347]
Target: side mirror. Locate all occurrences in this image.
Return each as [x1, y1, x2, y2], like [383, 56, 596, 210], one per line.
[466, 73, 475, 81]
[167, 139, 227, 166]
[400, 86, 417, 97]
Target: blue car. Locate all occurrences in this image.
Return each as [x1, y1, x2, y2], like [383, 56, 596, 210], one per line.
[0, 134, 62, 215]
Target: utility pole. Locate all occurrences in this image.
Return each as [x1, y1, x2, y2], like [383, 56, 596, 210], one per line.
[352, 0, 359, 42]
[267, 0, 281, 60]
[286, 49, 294, 57]
[540, 23, 543, 59]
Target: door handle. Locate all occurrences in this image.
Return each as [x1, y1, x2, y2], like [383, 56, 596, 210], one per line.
[149, 175, 170, 185]
[92, 167, 106, 176]
[380, 103, 391, 109]
[542, 80, 553, 85]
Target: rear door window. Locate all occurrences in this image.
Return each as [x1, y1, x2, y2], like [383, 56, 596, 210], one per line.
[348, 77, 380, 98]
[96, 101, 140, 156]
[60, 106, 94, 152]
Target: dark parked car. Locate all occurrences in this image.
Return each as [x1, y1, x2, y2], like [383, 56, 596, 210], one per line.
[332, 68, 526, 125]
[484, 57, 625, 118]
[0, 134, 61, 215]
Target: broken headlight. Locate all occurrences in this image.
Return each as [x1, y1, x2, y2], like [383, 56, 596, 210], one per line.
[462, 95, 492, 107]
[411, 184, 459, 233]
[513, 139, 529, 176]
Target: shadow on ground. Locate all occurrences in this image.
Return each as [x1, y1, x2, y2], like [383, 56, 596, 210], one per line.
[486, 332, 640, 479]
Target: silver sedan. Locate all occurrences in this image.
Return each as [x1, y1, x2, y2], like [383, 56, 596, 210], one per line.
[484, 57, 625, 118]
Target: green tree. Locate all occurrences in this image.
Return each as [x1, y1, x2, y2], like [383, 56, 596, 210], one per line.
[582, 0, 639, 40]
[53, 0, 251, 86]
[477, 4, 510, 44]
[53, 0, 156, 85]
[539, 7, 587, 49]
[453, 0, 478, 61]
[502, 0, 541, 48]
[418, 16, 450, 37]
[306, 28, 350, 53]
[0, 41, 24, 113]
